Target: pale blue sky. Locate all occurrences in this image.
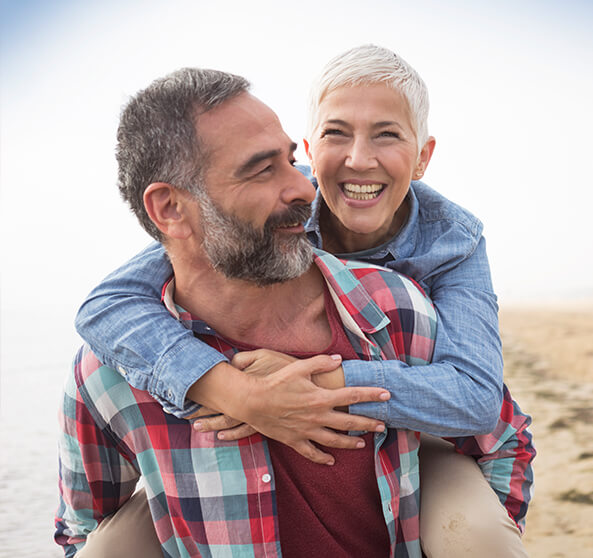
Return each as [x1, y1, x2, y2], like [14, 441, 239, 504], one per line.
[1, 0, 592, 331]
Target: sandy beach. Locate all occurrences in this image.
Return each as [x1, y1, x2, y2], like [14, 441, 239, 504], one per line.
[500, 303, 593, 557]
[1, 303, 592, 557]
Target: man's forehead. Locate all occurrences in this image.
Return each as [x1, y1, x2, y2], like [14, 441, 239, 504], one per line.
[198, 92, 294, 164]
[199, 93, 280, 141]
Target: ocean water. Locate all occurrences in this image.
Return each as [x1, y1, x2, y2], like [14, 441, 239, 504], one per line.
[1, 306, 81, 558]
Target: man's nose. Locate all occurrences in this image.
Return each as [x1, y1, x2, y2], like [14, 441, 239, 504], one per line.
[280, 164, 317, 205]
[345, 137, 378, 172]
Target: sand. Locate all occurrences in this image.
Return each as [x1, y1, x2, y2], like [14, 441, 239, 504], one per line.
[499, 303, 593, 557]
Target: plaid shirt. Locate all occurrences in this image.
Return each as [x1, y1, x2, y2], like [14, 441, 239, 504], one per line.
[56, 250, 534, 557]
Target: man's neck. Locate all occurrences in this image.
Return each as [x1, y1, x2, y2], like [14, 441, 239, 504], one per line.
[172, 257, 332, 353]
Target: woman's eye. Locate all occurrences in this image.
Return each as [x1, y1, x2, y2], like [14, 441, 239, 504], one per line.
[321, 128, 344, 137]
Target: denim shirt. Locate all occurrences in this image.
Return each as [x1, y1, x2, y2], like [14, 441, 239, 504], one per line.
[76, 173, 503, 436]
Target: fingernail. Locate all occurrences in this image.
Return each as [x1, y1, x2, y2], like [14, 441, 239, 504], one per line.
[379, 391, 390, 400]
[326, 458, 335, 466]
[330, 354, 342, 361]
[356, 440, 365, 448]
[218, 432, 225, 440]
[375, 424, 385, 432]
[193, 422, 202, 431]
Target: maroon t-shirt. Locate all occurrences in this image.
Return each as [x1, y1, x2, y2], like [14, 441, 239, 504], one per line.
[230, 287, 390, 557]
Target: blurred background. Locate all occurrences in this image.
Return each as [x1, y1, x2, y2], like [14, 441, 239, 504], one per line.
[1, 0, 592, 556]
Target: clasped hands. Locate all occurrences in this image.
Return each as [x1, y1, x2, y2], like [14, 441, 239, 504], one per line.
[189, 349, 390, 466]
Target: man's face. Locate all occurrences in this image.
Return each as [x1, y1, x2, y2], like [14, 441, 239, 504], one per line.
[195, 93, 317, 285]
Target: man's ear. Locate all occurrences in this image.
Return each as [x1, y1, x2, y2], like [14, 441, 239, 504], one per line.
[143, 183, 193, 239]
[412, 136, 436, 180]
[303, 139, 317, 177]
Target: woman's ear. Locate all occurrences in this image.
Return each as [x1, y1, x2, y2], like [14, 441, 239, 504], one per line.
[413, 136, 436, 180]
[303, 139, 317, 177]
[143, 183, 193, 240]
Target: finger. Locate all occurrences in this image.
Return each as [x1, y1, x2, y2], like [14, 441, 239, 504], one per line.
[328, 386, 391, 407]
[289, 440, 336, 466]
[282, 354, 343, 378]
[231, 350, 260, 370]
[186, 406, 219, 420]
[193, 414, 243, 432]
[216, 424, 257, 441]
[318, 410, 387, 435]
[307, 427, 376, 450]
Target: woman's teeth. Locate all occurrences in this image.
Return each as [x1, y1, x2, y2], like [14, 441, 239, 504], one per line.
[342, 183, 384, 201]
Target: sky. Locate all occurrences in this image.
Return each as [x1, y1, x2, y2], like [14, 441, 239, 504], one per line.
[1, 0, 592, 370]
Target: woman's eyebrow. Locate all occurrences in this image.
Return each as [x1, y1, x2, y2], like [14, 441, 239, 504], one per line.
[323, 119, 403, 129]
[324, 119, 349, 127]
[373, 120, 403, 129]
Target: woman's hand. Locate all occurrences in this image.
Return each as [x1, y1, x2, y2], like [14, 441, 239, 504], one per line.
[232, 348, 298, 377]
[190, 353, 389, 465]
[190, 349, 297, 439]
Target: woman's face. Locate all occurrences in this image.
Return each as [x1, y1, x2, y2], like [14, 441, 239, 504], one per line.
[306, 83, 433, 253]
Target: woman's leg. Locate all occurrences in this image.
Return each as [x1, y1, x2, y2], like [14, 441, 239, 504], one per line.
[419, 434, 528, 558]
[77, 488, 162, 558]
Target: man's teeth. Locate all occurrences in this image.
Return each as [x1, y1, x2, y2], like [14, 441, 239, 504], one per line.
[343, 183, 384, 200]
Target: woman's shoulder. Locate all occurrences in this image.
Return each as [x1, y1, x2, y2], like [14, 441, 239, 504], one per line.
[410, 181, 483, 239]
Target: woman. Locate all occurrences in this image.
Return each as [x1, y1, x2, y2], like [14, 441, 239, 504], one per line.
[75, 45, 532, 556]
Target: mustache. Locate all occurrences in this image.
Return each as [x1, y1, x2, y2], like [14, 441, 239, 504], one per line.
[264, 204, 312, 230]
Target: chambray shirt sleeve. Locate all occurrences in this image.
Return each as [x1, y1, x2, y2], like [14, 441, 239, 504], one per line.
[55, 365, 140, 556]
[344, 237, 503, 437]
[74, 242, 228, 416]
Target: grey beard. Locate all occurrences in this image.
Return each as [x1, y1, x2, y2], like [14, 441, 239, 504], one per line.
[196, 190, 313, 286]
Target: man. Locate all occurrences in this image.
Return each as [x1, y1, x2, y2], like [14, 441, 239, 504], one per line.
[56, 68, 440, 557]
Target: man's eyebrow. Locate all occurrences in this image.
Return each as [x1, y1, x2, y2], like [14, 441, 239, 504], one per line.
[235, 142, 298, 177]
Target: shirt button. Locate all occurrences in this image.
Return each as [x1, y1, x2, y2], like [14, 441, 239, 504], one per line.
[117, 366, 127, 377]
[261, 474, 272, 483]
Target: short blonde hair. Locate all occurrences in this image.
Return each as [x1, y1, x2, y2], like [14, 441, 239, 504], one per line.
[306, 44, 430, 150]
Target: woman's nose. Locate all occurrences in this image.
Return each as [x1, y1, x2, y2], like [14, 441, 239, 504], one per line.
[345, 137, 378, 171]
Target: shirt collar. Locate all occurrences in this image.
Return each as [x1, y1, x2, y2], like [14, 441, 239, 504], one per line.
[161, 249, 390, 345]
[304, 184, 324, 249]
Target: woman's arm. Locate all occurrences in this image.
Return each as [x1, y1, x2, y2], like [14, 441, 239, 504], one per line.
[75, 242, 229, 417]
[75, 244, 390, 464]
[345, 237, 503, 436]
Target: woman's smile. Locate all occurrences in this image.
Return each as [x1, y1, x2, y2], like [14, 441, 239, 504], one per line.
[307, 82, 431, 252]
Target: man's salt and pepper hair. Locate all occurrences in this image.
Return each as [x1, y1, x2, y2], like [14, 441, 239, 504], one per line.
[306, 44, 430, 151]
[116, 68, 250, 240]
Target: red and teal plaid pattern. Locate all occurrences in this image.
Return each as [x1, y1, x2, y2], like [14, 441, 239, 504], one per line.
[55, 251, 533, 557]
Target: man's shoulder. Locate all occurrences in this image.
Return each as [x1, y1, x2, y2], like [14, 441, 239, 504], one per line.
[346, 260, 435, 319]
[70, 345, 151, 412]
[314, 249, 435, 320]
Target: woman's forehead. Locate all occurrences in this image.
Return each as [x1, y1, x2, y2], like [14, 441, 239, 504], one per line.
[317, 84, 411, 122]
